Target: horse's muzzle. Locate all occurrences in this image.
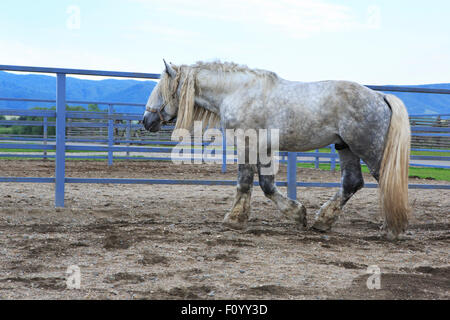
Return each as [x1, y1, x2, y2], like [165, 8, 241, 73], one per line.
[142, 111, 161, 132]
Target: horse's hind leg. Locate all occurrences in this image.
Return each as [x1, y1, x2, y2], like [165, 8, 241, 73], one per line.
[258, 162, 307, 229]
[312, 145, 364, 232]
[223, 164, 256, 230]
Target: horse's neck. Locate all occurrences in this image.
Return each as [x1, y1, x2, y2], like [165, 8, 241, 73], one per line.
[195, 71, 263, 114]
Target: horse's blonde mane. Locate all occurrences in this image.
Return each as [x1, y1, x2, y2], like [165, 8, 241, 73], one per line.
[191, 61, 279, 82]
[160, 61, 279, 131]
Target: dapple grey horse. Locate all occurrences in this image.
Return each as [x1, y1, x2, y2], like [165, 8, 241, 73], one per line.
[143, 61, 411, 239]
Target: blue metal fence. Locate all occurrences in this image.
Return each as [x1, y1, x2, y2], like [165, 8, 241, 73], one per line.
[0, 65, 449, 208]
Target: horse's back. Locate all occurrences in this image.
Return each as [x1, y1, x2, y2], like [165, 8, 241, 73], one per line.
[276, 79, 383, 107]
[268, 79, 391, 151]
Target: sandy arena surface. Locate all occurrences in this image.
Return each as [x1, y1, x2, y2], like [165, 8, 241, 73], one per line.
[0, 160, 448, 300]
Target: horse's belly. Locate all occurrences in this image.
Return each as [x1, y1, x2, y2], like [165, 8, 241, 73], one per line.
[278, 128, 339, 152]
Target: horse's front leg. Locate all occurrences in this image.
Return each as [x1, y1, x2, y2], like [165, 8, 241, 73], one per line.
[223, 164, 256, 230]
[258, 162, 307, 229]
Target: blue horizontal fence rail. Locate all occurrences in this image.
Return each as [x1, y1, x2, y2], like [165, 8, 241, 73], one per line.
[0, 65, 449, 208]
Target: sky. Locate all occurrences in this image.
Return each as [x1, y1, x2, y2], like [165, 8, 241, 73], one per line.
[0, 0, 449, 84]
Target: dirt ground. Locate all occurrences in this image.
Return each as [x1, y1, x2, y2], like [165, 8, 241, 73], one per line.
[0, 160, 448, 300]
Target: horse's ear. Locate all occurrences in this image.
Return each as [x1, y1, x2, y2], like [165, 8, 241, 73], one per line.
[163, 59, 177, 78]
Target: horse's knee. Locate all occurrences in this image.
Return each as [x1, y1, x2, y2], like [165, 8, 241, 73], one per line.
[237, 164, 255, 194]
[237, 183, 251, 193]
[237, 181, 253, 194]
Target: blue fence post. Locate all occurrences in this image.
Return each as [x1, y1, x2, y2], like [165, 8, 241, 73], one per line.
[331, 145, 336, 171]
[222, 129, 227, 173]
[287, 152, 297, 200]
[315, 149, 320, 169]
[55, 73, 66, 208]
[43, 116, 48, 160]
[126, 120, 131, 157]
[108, 104, 114, 166]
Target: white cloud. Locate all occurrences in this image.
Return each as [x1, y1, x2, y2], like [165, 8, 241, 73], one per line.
[131, 23, 200, 43]
[132, 0, 362, 39]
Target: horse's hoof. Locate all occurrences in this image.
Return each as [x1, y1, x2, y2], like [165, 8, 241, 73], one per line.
[381, 229, 399, 241]
[222, 219, 247, 230]
[291, 203, 307, 230]
[380, 222, 405, 240]
[295, 214, 308, 231]
[311, 221, 332, 233]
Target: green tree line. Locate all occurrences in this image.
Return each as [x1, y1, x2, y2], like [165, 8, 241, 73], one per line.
[0, 104, 101, 136]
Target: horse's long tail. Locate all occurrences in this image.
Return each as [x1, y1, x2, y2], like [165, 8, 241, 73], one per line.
[380, 94, 411, 238]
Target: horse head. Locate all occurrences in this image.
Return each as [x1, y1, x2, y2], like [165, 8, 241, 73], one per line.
[142, 60, 179, 132]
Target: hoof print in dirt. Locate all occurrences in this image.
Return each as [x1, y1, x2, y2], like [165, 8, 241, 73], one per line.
[310, 221, 332, 233]
[138, 251, 169, 266]
[214, 249, 239, 262]
[103, 233, 132, 250]
[241, 284, 302, 297]
[167, 285, 215, 300]
[104, 272, 145, 284]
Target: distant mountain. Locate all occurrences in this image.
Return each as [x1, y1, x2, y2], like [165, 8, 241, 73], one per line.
[0, 71, 157, 113]
[0, 71, 448, 115]
[383, 83, 450, 115]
